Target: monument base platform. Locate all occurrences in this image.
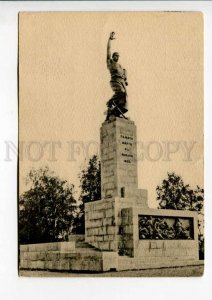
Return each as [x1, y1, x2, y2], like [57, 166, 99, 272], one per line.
[20, 236, 117, 272]
[20, 236, 202, 273]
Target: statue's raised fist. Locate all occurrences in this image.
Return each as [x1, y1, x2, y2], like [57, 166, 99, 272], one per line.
[110, 32, 116, 40]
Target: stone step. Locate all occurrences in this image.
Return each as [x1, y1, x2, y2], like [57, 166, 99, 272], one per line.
[20, 238, 97, 253]
[68, 237, 100, 251]
[68, 234, 98, 250]
[20, 241, 75, 253]
[20, 252, 103, 272]
[77, 246, 101, 253]
[75, 241, 96, 249]
[68, 234, 85, 242]
[20, 247, 118, 272]
[118, 257, 203, 271]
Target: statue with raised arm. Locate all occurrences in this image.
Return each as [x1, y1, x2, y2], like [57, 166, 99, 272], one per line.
[106, 32, 128, 120]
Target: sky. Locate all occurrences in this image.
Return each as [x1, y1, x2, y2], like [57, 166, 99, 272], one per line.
[19, 12, 203, 207]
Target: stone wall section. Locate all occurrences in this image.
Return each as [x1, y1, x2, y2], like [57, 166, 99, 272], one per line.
[85, 196, 148, 253]
[118, 208, 134, 257]
[20, 243, 103, 272]
[136, 240, 198, 262]
[85, 198, 119, 251]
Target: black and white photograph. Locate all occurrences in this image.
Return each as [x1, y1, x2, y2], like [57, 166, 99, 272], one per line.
[17, 11, 204, 277]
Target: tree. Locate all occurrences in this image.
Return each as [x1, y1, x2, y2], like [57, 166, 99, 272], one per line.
[80, 155, 101, 203]
[156, 172, 204, 258]
[19, 167, 77, 244]
[156, 173, 204, 212]
[74, 155, 101, 234]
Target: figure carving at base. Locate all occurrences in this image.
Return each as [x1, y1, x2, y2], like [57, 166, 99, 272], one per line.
[138, 216, 192, 240]
[174, 218, 191, 239]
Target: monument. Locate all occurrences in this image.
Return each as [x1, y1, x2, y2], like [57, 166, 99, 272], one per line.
[84, 32, 199, 269]
[20, 32, 200, 272]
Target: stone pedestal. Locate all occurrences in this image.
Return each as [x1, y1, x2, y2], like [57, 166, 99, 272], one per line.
[100, 117, 138, 199]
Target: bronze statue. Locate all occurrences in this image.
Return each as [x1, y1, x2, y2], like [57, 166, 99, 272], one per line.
[106, 32, 128, 120]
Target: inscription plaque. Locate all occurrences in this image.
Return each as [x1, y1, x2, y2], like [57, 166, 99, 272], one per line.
[119, 133, 135, 164]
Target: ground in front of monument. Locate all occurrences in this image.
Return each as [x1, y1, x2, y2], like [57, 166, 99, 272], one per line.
[19, 265, 204, 277]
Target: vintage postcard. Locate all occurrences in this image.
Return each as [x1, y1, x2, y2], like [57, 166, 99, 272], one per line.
[18, 12, 204, 277]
